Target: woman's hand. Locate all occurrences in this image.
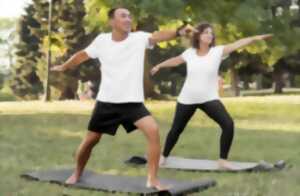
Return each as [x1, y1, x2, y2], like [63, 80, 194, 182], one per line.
[253, 34, 273, 41]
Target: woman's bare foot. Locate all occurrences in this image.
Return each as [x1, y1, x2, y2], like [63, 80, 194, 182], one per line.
[218, 159, 237, 170]
[159, 155, 167, 166]
[65, 173, 80, 184]
[146, 179, 170, 191]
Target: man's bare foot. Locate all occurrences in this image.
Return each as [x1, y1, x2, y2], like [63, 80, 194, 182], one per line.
[146, 179, 170, 191]
[159, 155, 167, 166]
[65, 173, 80, 184]
[218, 159, 237, 170]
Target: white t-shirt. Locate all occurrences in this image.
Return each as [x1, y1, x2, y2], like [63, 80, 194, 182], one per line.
[178, 46, 225, 104]
[84, 31, 153, 103]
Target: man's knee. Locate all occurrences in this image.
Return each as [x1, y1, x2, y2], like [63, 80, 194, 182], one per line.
[146, 124, 160, 141]
[85, 132, 102, 147]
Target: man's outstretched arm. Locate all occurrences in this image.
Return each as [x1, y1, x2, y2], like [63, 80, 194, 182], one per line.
[149, 24, 196, 45]
[51, 50, 90, 72]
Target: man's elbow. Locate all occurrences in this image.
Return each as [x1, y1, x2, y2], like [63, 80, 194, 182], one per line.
[75, 50, 89, 62]
[149, 36, 159, 46]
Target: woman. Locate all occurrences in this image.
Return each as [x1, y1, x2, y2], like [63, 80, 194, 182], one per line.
[151, 22, 272, 170]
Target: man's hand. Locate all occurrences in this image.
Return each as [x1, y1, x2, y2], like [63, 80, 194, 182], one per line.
[50, 51, 90, 72]
[177, 24, 198, 37]
[150, 65, 160, 76]
[50, 64, 67, 72]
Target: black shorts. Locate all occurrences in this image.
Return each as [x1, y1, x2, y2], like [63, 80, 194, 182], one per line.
[88, 101, 151, 135]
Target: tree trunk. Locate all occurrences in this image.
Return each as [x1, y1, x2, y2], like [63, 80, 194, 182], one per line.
[137, 16, 159, 99]
[143, 50, 158, 98]
[171, 78, 177, 96]
[59, 86, 77, 100]
[289, 72, 296, 87]
[243, 74, 250, 90]
[230, 64, 240, 96]
[273, 70, 284, 94]
[255, 74, 263, 90]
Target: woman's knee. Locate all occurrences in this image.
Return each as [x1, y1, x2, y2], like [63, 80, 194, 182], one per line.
[222, 118, 234, 133]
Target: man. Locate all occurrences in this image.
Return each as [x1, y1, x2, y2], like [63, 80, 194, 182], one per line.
[51, 7, 191, 190]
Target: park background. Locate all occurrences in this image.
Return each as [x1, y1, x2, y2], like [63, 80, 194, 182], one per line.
[0, 0, 300, 196]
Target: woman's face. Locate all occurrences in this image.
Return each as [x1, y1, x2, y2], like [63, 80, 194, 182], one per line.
[199, 27, 214, 45]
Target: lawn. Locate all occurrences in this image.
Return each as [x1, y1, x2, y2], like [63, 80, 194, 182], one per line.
[0, 96, 300, 196]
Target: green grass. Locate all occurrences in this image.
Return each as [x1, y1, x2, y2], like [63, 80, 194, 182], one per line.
[0, 96, 300, 196]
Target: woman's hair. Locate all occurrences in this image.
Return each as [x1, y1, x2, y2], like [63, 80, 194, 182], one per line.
[192, 22, 216, 49]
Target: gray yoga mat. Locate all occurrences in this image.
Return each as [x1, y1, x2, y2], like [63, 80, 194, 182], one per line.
[21, 168, 216, 195]
[125, 156, 285, 172]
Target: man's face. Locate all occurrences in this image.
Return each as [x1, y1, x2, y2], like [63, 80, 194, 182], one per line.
[110, 8, 132, 33]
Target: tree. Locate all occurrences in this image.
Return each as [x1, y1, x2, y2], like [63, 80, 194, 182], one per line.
[9, 4, 43, 99]
[10, 0, 99, 100]
[34, 0, 100, 99]
[184, 0, 300, 95]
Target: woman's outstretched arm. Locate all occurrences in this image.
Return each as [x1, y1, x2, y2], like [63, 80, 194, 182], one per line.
[223, 34, 273, 56]
[150, 55, 185, 76]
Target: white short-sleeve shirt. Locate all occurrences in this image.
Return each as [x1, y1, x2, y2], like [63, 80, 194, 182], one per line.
[178, 46, 225, 104]
[84, 31, 153, 103]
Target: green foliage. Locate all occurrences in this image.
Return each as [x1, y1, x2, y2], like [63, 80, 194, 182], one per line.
[84, 0, 185, 33]
[9, 0, 300, 99]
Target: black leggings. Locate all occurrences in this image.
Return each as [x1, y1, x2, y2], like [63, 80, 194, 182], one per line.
[163, 100, 234, 159]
